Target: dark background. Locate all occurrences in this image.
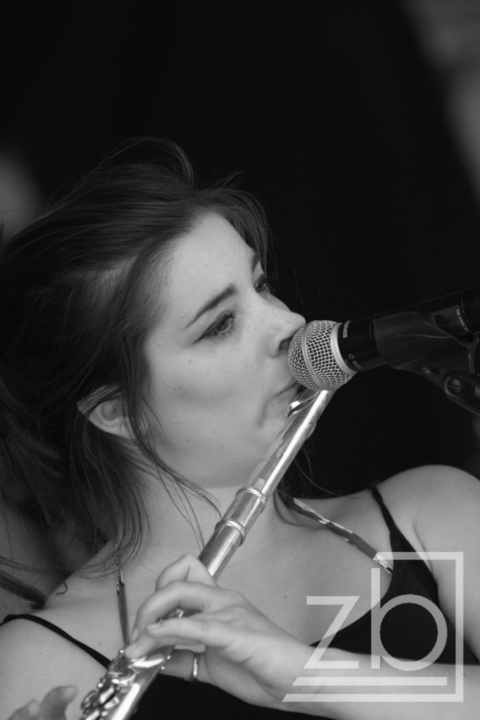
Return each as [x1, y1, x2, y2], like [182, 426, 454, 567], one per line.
[2, 0, 480, 493]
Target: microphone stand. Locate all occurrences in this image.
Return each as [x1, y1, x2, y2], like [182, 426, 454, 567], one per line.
[374, 310, 480, 415]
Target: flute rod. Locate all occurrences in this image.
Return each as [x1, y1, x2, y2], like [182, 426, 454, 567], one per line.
[198, 387, 333, 578]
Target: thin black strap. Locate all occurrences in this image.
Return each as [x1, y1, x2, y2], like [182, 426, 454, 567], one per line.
[1, 613, 110, 668]
[370, 483, 399, 532]
[369, 483, 438, 590]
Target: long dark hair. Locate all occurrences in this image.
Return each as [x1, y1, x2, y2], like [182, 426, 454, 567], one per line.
[0, 138, 268, 606]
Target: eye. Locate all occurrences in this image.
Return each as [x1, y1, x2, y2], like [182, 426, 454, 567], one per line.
[255, 272, 278, 296]
[202, 311, 236, 340]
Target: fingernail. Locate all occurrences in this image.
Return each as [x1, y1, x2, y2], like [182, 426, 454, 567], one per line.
[125, 641, 139, 658]
[129, 626, 139, 643]
[59, 686, 77, 700]
[25, 701, 39, 718]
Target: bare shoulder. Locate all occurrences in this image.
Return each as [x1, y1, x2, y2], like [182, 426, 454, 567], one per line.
[376, 464, 480, 530]
[0, 617, 105, 719]
[373, 465, 480, 583]
[299, 466, 480, 559]
[378, 465, 480, 654]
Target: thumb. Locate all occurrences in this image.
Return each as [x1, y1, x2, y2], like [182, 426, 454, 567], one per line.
[156, 554, 217, 591]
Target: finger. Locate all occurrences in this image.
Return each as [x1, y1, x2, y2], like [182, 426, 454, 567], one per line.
[129, 556, 219, 643]
[131, 581, 238, 640]
[8, 700, 40, 720]
[159, 649, 211, 684]
[39, 686, 77, 719]
[126, 614, 245, 661]
[155, 554, 217, 591]
[160, 648, 281, 708]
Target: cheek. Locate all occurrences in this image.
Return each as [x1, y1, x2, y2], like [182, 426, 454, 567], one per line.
[146, 371, 253, 458]
[148, 355, 245, 419]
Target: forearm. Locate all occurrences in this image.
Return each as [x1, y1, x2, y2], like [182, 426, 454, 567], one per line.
[282, 648, 480, 719]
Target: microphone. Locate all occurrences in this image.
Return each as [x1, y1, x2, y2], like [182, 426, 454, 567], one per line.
[288, 284, 480, 391]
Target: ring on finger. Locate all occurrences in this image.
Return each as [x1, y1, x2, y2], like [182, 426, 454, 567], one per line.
[189, 651, 200, 682]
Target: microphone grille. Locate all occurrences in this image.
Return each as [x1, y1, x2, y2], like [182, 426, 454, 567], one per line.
[288, 320, 351, 391]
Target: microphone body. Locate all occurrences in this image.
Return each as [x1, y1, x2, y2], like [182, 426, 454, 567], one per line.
[288, 284, 480, 392]
[336, 284, 480, 374]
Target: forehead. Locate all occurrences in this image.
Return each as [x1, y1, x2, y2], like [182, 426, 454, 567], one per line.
[161, 213, 254, 323]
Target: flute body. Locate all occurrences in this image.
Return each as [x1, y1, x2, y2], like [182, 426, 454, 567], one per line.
[80, 386, 336, 720]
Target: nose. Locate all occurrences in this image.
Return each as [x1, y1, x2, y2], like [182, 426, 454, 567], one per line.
[265, 296, 305, 356]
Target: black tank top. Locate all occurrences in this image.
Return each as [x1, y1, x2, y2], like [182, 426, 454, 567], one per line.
[3, 486, 478, 719]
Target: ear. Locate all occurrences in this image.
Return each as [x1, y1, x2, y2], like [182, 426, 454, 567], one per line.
[77, 393, 134, 440]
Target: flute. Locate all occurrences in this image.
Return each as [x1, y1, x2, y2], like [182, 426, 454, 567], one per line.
[79, 384, 339, 720]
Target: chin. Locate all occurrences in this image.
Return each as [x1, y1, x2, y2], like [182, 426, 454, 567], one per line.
[247, 426, 285, 462]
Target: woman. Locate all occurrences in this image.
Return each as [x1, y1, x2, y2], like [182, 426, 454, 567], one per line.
[0, 139, 479, 720]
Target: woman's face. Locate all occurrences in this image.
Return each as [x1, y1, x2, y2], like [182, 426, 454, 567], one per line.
[143, 213, 305, 489]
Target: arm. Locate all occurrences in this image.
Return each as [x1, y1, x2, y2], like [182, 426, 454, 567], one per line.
[128, 466, 480, 718]
[295, 466, 480, 718]
[282, 645, 480, 718]
[401, 465, 480, 658]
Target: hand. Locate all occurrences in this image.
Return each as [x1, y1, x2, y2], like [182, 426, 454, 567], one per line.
[125, 554, 312, 709]
[7, 687, 77, 720]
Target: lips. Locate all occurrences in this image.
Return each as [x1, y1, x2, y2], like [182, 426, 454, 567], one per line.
[278, 380, 301, 397]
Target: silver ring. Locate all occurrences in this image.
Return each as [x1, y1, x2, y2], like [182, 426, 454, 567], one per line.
[189, 651, 200, 682]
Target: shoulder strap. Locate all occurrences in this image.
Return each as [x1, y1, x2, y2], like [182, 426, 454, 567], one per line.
[2, 613, 110, 668]
[369, 483, 399, 531]
[285, 496, 393, 574]
[369, 482, 428, 559]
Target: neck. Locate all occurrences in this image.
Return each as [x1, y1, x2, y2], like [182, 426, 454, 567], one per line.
[130, 474, 292, 578]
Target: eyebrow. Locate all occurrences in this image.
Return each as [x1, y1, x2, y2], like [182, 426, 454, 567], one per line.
[185, 251, 261, 329]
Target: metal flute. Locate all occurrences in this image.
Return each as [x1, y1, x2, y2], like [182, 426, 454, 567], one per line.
[80, 386, 336, 720]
